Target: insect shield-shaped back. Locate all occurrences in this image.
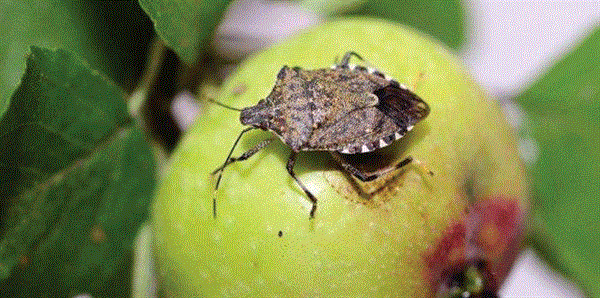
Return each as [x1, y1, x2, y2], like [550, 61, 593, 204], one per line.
[214, 52, 430, 219]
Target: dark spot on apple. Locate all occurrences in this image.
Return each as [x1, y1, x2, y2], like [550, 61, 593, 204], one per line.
[437, 259, 498, 298]
[278, 230, 283, 237]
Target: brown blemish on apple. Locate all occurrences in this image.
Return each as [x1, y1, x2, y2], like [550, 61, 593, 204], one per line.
[231, 83, 248, 96]
[423, 196, 525, 295]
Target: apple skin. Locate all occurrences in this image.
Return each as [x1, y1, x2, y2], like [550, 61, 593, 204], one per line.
[152, 18, 529, 297]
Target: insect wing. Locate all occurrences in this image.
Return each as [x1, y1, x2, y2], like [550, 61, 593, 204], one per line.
[374, 85, 430, 128]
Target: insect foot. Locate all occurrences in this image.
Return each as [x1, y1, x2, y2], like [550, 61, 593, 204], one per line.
[213, 51, 430, 219]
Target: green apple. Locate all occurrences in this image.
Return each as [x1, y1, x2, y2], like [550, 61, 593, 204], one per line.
[152, 18, 529, 297]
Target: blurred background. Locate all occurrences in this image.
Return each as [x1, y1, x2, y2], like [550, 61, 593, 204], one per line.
[461, 1, 600, 98]
[459, 2, 599, 297]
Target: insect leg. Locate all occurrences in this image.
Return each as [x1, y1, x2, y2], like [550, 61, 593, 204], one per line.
[213, 127, 256, 218]
[286, 151, 318, 218]
[212, 138, 274, 175]
[339, 51, 364, 67]
[331, 151, 413, 182]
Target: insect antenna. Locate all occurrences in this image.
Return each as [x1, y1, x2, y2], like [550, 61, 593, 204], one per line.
[205, 96, 244, 111]
[214, 127, 255, 218]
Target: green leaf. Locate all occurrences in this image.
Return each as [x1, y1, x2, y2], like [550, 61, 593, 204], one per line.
[139, 0, 233, 65]
[0, 47, 156, 297]
[0, 1, 88, 115]
[0, 1, 153, 108]
[516, 28, 600, 297]
[339, 0, 465, 50]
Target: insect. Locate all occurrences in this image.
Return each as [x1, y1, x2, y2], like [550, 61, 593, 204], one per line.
[212, 51, 430, 219]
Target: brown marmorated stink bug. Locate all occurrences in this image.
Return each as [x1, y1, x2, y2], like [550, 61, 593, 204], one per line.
[212, 51, 430, 219]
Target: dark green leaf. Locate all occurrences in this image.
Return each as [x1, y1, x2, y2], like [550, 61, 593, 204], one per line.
[341, 0, 465, 50]
[0, 1, 153, 111]
[139, 0, 233, 65]
[0, 47, 155, 297]
[516, 28, 600, 297]
[71, 1, 155, 91]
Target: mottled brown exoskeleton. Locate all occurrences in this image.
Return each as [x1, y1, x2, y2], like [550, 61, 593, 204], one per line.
[213, 52, 430, 218]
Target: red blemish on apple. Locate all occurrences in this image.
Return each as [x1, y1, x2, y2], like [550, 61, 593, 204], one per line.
[473, 198, 523, 284]
[422, 196, 524, 294]
[423, 223, 467, 282]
